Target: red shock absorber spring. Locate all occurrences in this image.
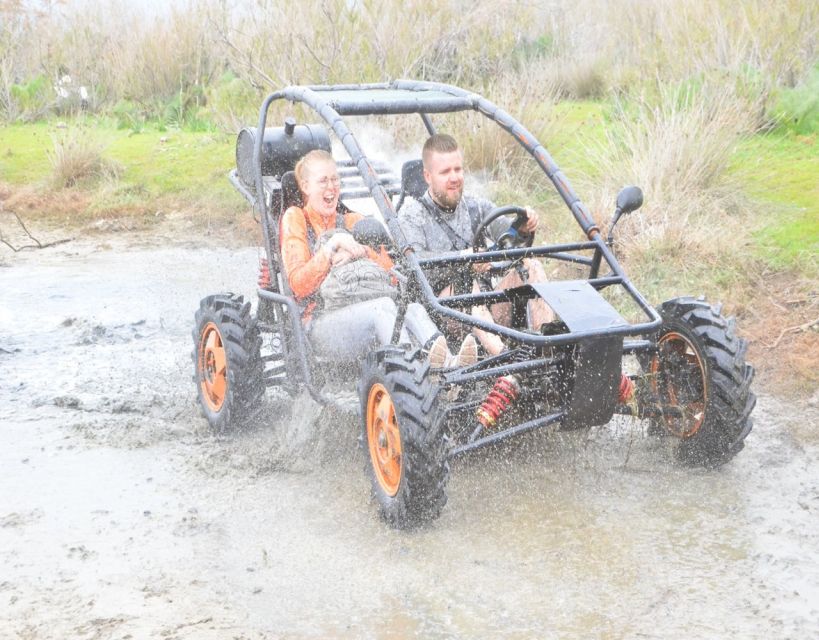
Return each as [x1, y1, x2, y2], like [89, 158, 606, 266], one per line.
[476, 375, 520, 428]
[258, 257, 271, 289]
[617, 373, 634, 404]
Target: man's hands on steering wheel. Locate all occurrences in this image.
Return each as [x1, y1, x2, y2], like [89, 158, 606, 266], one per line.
[519, 207, 539, 235]
[468, 205, 538, 273]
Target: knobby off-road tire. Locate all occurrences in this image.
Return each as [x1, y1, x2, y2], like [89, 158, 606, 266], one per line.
[193, 294, 265, 432]
[645, 296, 755, 467]
[359, 346, 448, 528]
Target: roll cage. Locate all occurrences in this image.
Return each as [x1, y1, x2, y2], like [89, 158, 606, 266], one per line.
[247, 80, 659, 323]
[231, 80, 663, 425]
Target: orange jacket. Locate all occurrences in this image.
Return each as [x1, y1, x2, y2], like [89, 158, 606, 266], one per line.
[280, 204, 393, 302]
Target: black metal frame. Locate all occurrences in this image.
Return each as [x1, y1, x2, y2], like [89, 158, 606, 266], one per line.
[236, 79, 663, 456]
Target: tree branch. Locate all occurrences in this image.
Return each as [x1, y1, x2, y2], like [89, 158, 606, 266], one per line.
[0, 209, 72, 251]
[765, 316, 819, 349]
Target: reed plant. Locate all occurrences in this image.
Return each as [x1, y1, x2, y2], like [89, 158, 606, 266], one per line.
[47, 124, 121, 189]
[2, 0, 815, 127]
[576, 82, 763, 302]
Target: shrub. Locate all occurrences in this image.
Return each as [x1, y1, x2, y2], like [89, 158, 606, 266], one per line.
[204, 72, 260, 132]
[578, 82, 761, 300]
[48, 125, 122, 188]
[112, 100, 147, 132]
[768, 62, 819, 135]
[9, 75, 51, 120]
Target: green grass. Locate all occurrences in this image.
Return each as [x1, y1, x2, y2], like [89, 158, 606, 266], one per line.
[547, 100, 609, 168]
[1, 110, 816, 272]
[729, 131, 818, 270]
[0, 118, 237, 204]
[0, 121, 54, 183]
[106, 126, 235, 201]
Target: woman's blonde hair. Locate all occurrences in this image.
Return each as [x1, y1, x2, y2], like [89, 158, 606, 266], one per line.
[294, 149, 335, 194]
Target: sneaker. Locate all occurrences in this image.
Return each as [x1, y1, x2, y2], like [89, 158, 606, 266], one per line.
[452, 335, 479, 367]
[426, 335, 452, 369]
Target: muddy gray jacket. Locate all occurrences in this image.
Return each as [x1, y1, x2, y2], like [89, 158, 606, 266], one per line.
[398, 190, 506, 291]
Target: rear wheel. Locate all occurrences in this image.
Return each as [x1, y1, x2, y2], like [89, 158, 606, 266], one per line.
[193, 294, 264, 432]
[642, 297, 755, 467]
[359, 347, 448, 528]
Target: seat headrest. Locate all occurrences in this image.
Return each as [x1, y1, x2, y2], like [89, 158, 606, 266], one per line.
[401, 159, 427, 202]
[281, 171, 302, 210]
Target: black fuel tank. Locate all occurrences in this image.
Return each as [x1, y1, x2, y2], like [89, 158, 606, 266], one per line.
[236, 118, 331, 187]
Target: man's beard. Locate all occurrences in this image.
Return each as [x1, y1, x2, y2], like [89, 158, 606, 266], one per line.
[431, 183, 463, 210]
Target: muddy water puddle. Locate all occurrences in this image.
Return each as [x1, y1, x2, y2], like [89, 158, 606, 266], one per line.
[1, 237, 818, 638]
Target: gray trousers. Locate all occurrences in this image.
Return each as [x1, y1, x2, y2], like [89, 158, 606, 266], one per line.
[309, 298, 439, 362]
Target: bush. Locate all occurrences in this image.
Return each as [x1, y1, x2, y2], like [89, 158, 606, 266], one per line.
[48, 125, 122, 188]
[112, 100, 147, 132]
[768, 62, 819, 135]
[578, 82, 761, 301]
[9, 75, 51, 120]
[161, 86, 213, 132]
[204, 72, 260, 132]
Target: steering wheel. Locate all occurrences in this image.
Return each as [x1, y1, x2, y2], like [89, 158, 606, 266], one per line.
[470, 205, 534, 274]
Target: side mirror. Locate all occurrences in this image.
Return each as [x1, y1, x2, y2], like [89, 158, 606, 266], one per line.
[352, 217, 392, 249]
[608, 185, 643, 243]
[616, 185, 643, 215]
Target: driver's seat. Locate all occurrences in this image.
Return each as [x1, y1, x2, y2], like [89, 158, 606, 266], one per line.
[395, 159, 426, 211]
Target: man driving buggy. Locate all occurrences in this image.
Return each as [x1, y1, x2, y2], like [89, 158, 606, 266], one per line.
[398, 134, 555, 356]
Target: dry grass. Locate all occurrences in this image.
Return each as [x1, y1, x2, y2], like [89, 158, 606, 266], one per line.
[445, 68, 561, 173]
[743, 273, 819, 396]
[575, 83, 763, 302]
[47, 126, 122, 189]
[3, 0, 815, 123]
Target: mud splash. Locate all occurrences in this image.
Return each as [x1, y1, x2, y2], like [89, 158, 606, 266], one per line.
[1, 234, 817, 639]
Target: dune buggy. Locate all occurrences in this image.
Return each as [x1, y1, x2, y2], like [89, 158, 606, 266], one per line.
[193, 80, 756, 528]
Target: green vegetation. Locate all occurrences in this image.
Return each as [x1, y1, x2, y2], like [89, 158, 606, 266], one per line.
[1, 106, 813, 271]
[0, 0, 816, 389]
[0, 119, 235, 197]
[731, 131, 818, 271]
[0, 122, 53, 183]
[8, 75, 50, 117]
[768, 62, 819, 136]
[0, 117, 240, 229]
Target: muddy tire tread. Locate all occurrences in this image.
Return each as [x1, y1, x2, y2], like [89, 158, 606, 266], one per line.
[654, 296, 756, 466]
[193, 293, 265, 432]
[359, 346, 448, 528]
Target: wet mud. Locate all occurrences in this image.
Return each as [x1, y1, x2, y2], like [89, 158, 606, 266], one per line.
[1, 235, 817, 638]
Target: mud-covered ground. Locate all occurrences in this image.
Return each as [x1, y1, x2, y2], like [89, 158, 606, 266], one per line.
[1, 231, 818, 639]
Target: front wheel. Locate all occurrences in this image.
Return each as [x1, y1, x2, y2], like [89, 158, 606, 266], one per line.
[193, 294, 265, 432]
[640, 296, 755, 467]
[359, 347, 448, 528]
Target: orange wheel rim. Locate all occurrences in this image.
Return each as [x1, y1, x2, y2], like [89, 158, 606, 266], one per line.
[650, 331, 707, 438]
[199, 322, 227, 412]
[366, 383, 402, 497]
